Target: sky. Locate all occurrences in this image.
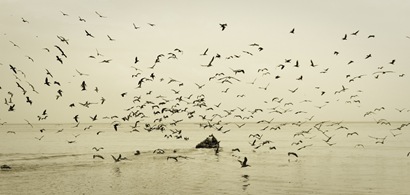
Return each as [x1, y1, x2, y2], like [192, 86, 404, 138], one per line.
[1, 0, 410, 124]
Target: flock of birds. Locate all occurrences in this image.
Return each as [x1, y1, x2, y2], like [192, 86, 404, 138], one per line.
[1, 10, 410, 170]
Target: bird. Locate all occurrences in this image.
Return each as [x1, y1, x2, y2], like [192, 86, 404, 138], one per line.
[1, 165, 12, 170]
[288, 152, 298, 158]
[290, 28, 295, 34]
[9, 64, 18, 74]
[219, 23, 227, 31]
[365, 54, 372, 59]
[21, 17, 29, 23]
[56, 56, 63, 64]
[79, 16, 86, 22]
[113, 123, 119, 131]
[9, 41, 20, 48]
[73, 115, 79, 123]
[153, 149, 165, 154]
[93, 155, 104, 160]
[346, 132, 359, 137]
[81, 81, 87, 91]
[54, 45, 67, 58]
[201, 56, 214, 67]
[90, 115, 97, 121]
[342, 34, 347, 40]
[107, 35, 115, 41]
[95, 11, 106, 18]
[100, 59, 112, 63]
[85, 30, 94, 38]
[111, 154, 123, 162]
[92, 147, 104, 151]
[310, 60, 318, 67]
[200, 48, 209, 56]
[351, 30, 359, 35]
[238, 157, 250, 167]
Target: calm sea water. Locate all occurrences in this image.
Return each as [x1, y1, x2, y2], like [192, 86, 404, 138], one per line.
[1, 122, 410, 194]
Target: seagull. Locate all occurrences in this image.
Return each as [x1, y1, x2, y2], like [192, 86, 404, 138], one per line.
[107, 35, 115, 41]
[238, 157, 250, 168]
[219, 23, 227, 31]
[76, 69, 89, 76]
[9, 64, 17, 74]
[92, 147, 104, 151]
[346, 132, 359, 137]
[1, 165, 11, 170]
[81, 81, 87, 91]
[79, 16, 86, 22]
[56, 56, 63, 64]
[54, 45, 67, 58]
[21, 17, 29, 23]
[9, 41, 20, 48]
[85, 30, 94, 38]
[93, 155, 104, 160]
[95, 11, 106, 18]
[351, 30, 359, 35]
[200, 48, 209, 56]
[201, 56, 214, 67]
[100, 59, 112, 63]
[288, 152, 298, 158]
[111, 154, 123, 162]
[113, 123, 119, 131]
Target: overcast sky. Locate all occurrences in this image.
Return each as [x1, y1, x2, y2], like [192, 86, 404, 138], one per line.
[1, 0, 410, 124]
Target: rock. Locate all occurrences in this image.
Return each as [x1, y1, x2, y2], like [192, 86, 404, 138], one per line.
[196, 134, 220, 148]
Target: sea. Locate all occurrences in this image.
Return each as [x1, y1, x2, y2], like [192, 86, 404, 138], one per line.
[1, 122, 410, 195]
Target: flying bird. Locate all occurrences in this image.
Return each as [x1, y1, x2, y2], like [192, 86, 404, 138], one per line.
[95, 11, 106, 18]
[219, 23, 227, 31]
[85, 30, 94, 38]
[238, 157, 250, 167]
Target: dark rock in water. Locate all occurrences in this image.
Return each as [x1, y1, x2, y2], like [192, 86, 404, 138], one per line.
[196, 134, 220, 148]
[1, 164, 11, 170]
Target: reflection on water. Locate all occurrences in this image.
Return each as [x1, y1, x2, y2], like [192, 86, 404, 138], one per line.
[1, 123, 410, 194]
[112, 166, 121, 177]
[241, 174, 250, 191]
